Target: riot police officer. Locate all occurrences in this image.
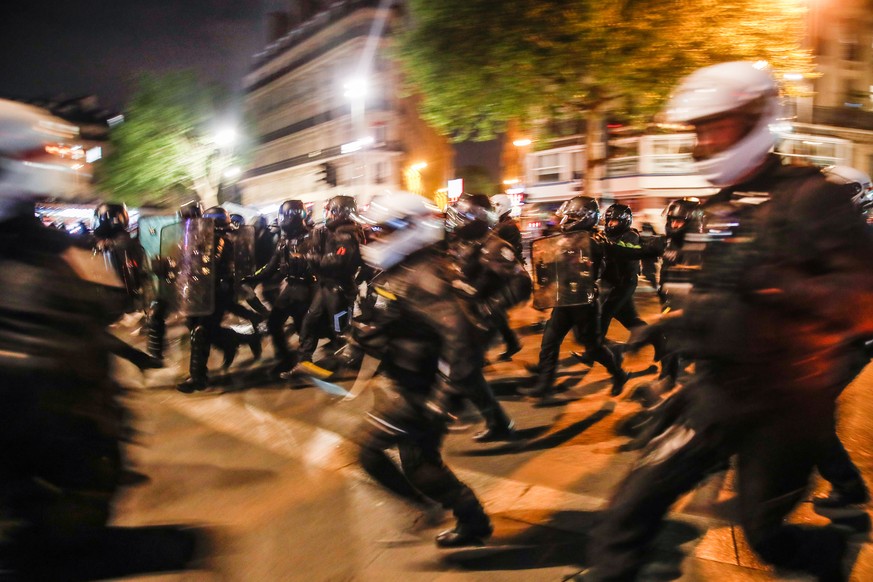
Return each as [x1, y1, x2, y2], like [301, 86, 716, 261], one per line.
[294, 195, 364, 372]
[581, 62, 873, 581]
[521, 196, 627, 400]
[91, 202, 146, 308]
[352, 192, 526, 548]
[244, 200, 315, 376]
[244, 214, 281, 317]
[177, 206, 261, 392]
[145, 201, 203, 362]
[487, 194, 524, 360]
[574, 203, 664, 369]
[0, 99, 202, 579]
[446, 193, 521, 441]
[229, 213, 246, 231]
[490, 194, 525, 264]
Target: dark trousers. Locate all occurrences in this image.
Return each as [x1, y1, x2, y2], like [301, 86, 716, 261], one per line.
[298, 285, 353, 361]
[641, 258, 659, 290]
[492, 308, 520, 352]
[187, 293, 250, 383]
[535, 304, 622, 392]
[357, 383, 489, 529]
[817, 422, 867, 496]
[589, 379, 845, 580]
[267, 282, 311, 363]
[600, 282, 646, 337]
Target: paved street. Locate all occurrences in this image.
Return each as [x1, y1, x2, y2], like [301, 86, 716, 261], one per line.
[108, 285, 873, 581]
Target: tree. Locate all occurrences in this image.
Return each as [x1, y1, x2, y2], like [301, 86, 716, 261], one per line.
[397, 0, 814, 191]
[99, 71, 245, 208]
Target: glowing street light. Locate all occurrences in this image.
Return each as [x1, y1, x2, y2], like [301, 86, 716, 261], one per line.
[410, 161, 428, 171]
[343, 77, 368, 101]
[214, 127, 237, 147]
[512, 138, 532, 147]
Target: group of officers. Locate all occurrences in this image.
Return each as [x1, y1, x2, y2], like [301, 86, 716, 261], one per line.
[3, 60, 873, 580]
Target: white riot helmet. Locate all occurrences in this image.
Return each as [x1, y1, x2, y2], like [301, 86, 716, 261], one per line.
[0, 99, 80, 205]
[822, 165, 873, 211]
[662, 62, 781, 187]
[355, 191, 443, 270]
[490, 194, 511, 220]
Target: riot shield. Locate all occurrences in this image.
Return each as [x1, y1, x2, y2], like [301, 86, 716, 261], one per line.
[137, 215, 180, 262]
[95, 237, 145, 301]
[232, 225, 256, 287]
[160, 218, 216, 316]
[531, 232, 597, 310]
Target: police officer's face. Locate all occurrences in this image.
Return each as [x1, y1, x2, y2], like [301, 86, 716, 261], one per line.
[692, 114, 748, 160]
[608, 219, 620, 230]
[669, 218, 686, 232]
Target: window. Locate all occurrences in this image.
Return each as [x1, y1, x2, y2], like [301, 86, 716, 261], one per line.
[776, 136, 843, 167]
[647, 135, 694, 174]
[373, 123, 388, 144]
[606, 138, 639, 177]
[534, 153, 561, 183]
[571, 151, 585, 181]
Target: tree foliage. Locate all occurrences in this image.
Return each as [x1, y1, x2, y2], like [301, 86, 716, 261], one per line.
[397, 0, 814, 142]
[99, 71, 243, 208]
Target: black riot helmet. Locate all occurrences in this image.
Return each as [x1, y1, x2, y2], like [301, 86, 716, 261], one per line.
[665, 198, 700, 237]
[557, 196, 600, 232]
[92, 202, 129, 238]
[445, 193, 495, 240]
[324, 195, 357, 230]
[253, 215, 268, 234]
[229, 213, 246, 230]
[178, 200, 203, 220]
[278, 199, 308, 237]
[203, 206, 231, 230]
[604, 203, 633, 237]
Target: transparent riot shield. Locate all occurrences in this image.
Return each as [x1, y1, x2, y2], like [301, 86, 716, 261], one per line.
[95, 238, 145, 301]
[137, 215, 179, 262]
[531, 231, 597, 310]
[160, 218, 215, 316]
[231, 225, 256, 288]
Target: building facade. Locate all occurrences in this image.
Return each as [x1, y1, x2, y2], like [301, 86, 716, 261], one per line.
[513, 1, 873, 225]
[240, 0, 453, 216]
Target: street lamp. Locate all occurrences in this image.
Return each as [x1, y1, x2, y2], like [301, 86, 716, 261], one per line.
[344, 76, 369, 193]
[405, 161, 427, 195]
[214, 127, 237, 148]
[210, 126, 239, 206]
[511, 138, 532, 190]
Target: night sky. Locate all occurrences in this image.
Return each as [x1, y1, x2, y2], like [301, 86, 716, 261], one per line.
[0, 1, 285, 109]
[0, 0, 498, 175]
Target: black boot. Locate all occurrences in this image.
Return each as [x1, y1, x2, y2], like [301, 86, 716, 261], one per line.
[473, 420, 516, 443]
[180, 325, 210, 392]
[177, 377, 206, 393]
[146, 306, 166, 362]
[435, 522, 493, 548]
[610, 368, 629, 397]
[222, 342, 238, 369]
[498, 342, 522, 362]
[248, 333, 262, 361]
[571, 350, 594, 366]
[814, 486, 870, 516]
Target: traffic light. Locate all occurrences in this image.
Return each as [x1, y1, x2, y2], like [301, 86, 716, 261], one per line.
[319, 162, 338, 187]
